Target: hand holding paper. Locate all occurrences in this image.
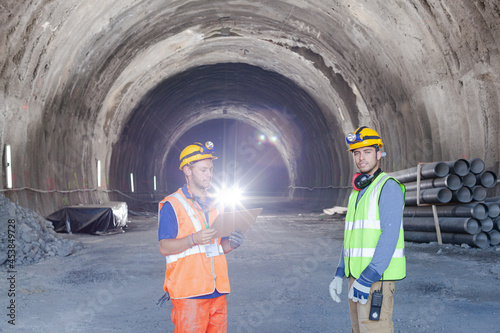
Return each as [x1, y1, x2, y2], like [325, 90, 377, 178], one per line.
[210, 208, 263, 239]
[195, 229, 217, 245]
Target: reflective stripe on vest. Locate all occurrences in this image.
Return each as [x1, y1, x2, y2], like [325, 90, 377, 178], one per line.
[166, 244, 225, 264]
[165, 192, 220, 264]
[345, 219, 404, 231]
[344, 173, 406, 280]
[170, 192, 203, 232]
[344, 248, 405, 258]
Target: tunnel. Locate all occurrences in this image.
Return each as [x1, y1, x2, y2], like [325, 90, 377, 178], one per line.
[110, 62, 343, 210]
[1, 0, 499, 216]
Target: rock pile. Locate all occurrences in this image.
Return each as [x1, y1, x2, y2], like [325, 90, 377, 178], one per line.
[0, 194, 82, 266]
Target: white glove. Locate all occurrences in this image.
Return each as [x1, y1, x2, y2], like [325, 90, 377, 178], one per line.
[329, 276, 343, 303]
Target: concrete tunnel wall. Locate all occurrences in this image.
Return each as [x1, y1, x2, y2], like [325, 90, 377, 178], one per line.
[1, 0, 499, 216]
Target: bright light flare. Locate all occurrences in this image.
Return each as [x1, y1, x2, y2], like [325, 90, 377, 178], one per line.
[216, 186, 244, 208]
[256, 133, 278, 145]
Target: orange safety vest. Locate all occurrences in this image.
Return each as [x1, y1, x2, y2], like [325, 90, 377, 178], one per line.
[158, 188, 230, 299]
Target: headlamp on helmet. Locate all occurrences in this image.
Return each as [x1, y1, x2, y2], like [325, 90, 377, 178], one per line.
[345, 126, 384, 151]
[346, 132, 362, 144]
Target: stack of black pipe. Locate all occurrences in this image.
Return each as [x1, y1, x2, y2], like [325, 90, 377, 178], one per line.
[388, 158, 499, 248]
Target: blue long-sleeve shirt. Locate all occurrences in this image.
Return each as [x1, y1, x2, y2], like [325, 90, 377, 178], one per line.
[336, 179, 404, 279]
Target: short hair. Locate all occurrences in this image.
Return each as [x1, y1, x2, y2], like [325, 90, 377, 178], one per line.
[352, 145, 380, 153]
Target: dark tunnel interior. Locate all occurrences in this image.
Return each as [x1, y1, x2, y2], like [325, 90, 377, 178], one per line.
[109, 63, 348, 210]
[165, 119, 289, 197]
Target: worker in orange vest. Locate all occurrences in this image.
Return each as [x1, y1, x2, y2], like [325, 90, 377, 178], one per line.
[158, 141, 244, 333]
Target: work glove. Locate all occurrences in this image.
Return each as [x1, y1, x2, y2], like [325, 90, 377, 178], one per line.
[156, 291, 170, 307]
[229, 229, 244, 249]
[329, 266, 345, 303]
[348, 279, 371, 304]
[348, 266, 381, 305]
[329, 277, 343, 303]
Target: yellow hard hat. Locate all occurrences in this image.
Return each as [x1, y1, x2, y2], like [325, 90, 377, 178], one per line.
[179, 141, 218, 170]
[346, 126, 384, 151]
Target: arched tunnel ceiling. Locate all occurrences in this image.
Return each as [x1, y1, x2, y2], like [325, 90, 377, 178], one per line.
[111, 62, 340, 198]
[1, 0, 499, 214]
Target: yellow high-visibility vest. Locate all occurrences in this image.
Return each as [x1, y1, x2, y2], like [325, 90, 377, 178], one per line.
[344, 173, 406, 280]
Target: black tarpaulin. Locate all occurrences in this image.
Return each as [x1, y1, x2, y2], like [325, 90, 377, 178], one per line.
[46, 202, 128, 234]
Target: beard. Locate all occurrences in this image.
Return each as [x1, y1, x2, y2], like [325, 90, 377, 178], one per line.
[357, 160, 379, 175]
[193, 177, 211, 191]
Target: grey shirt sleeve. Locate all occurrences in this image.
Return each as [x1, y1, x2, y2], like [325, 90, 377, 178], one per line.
[335, 248, 345, 277]
[367, 179, 404, 277]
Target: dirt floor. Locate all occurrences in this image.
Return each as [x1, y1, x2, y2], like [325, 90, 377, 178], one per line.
[2, 202, 500, 332]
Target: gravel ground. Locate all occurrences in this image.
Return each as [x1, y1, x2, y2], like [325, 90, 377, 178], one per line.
[1, 205, 499, 332]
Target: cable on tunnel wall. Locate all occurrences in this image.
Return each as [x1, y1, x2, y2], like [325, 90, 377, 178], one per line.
[0, 187, 160, 204]
[289, 185, 352, 190]
[0, 184, 357, 203]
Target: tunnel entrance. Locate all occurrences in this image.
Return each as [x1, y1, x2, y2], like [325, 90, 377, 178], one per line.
[165, 118, 289, 201]
[110, 62, 346, 211]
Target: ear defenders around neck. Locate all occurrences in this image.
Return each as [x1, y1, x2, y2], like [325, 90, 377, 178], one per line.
[352, 168, 382, 191]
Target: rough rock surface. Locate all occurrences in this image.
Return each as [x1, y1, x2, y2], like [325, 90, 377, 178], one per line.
[0, 0, 499, 215]
[0, 194, 82, 266]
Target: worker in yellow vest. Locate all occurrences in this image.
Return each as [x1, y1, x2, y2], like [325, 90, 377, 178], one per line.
[158, 141, 244, 332]
[329, 127, 406, 333]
